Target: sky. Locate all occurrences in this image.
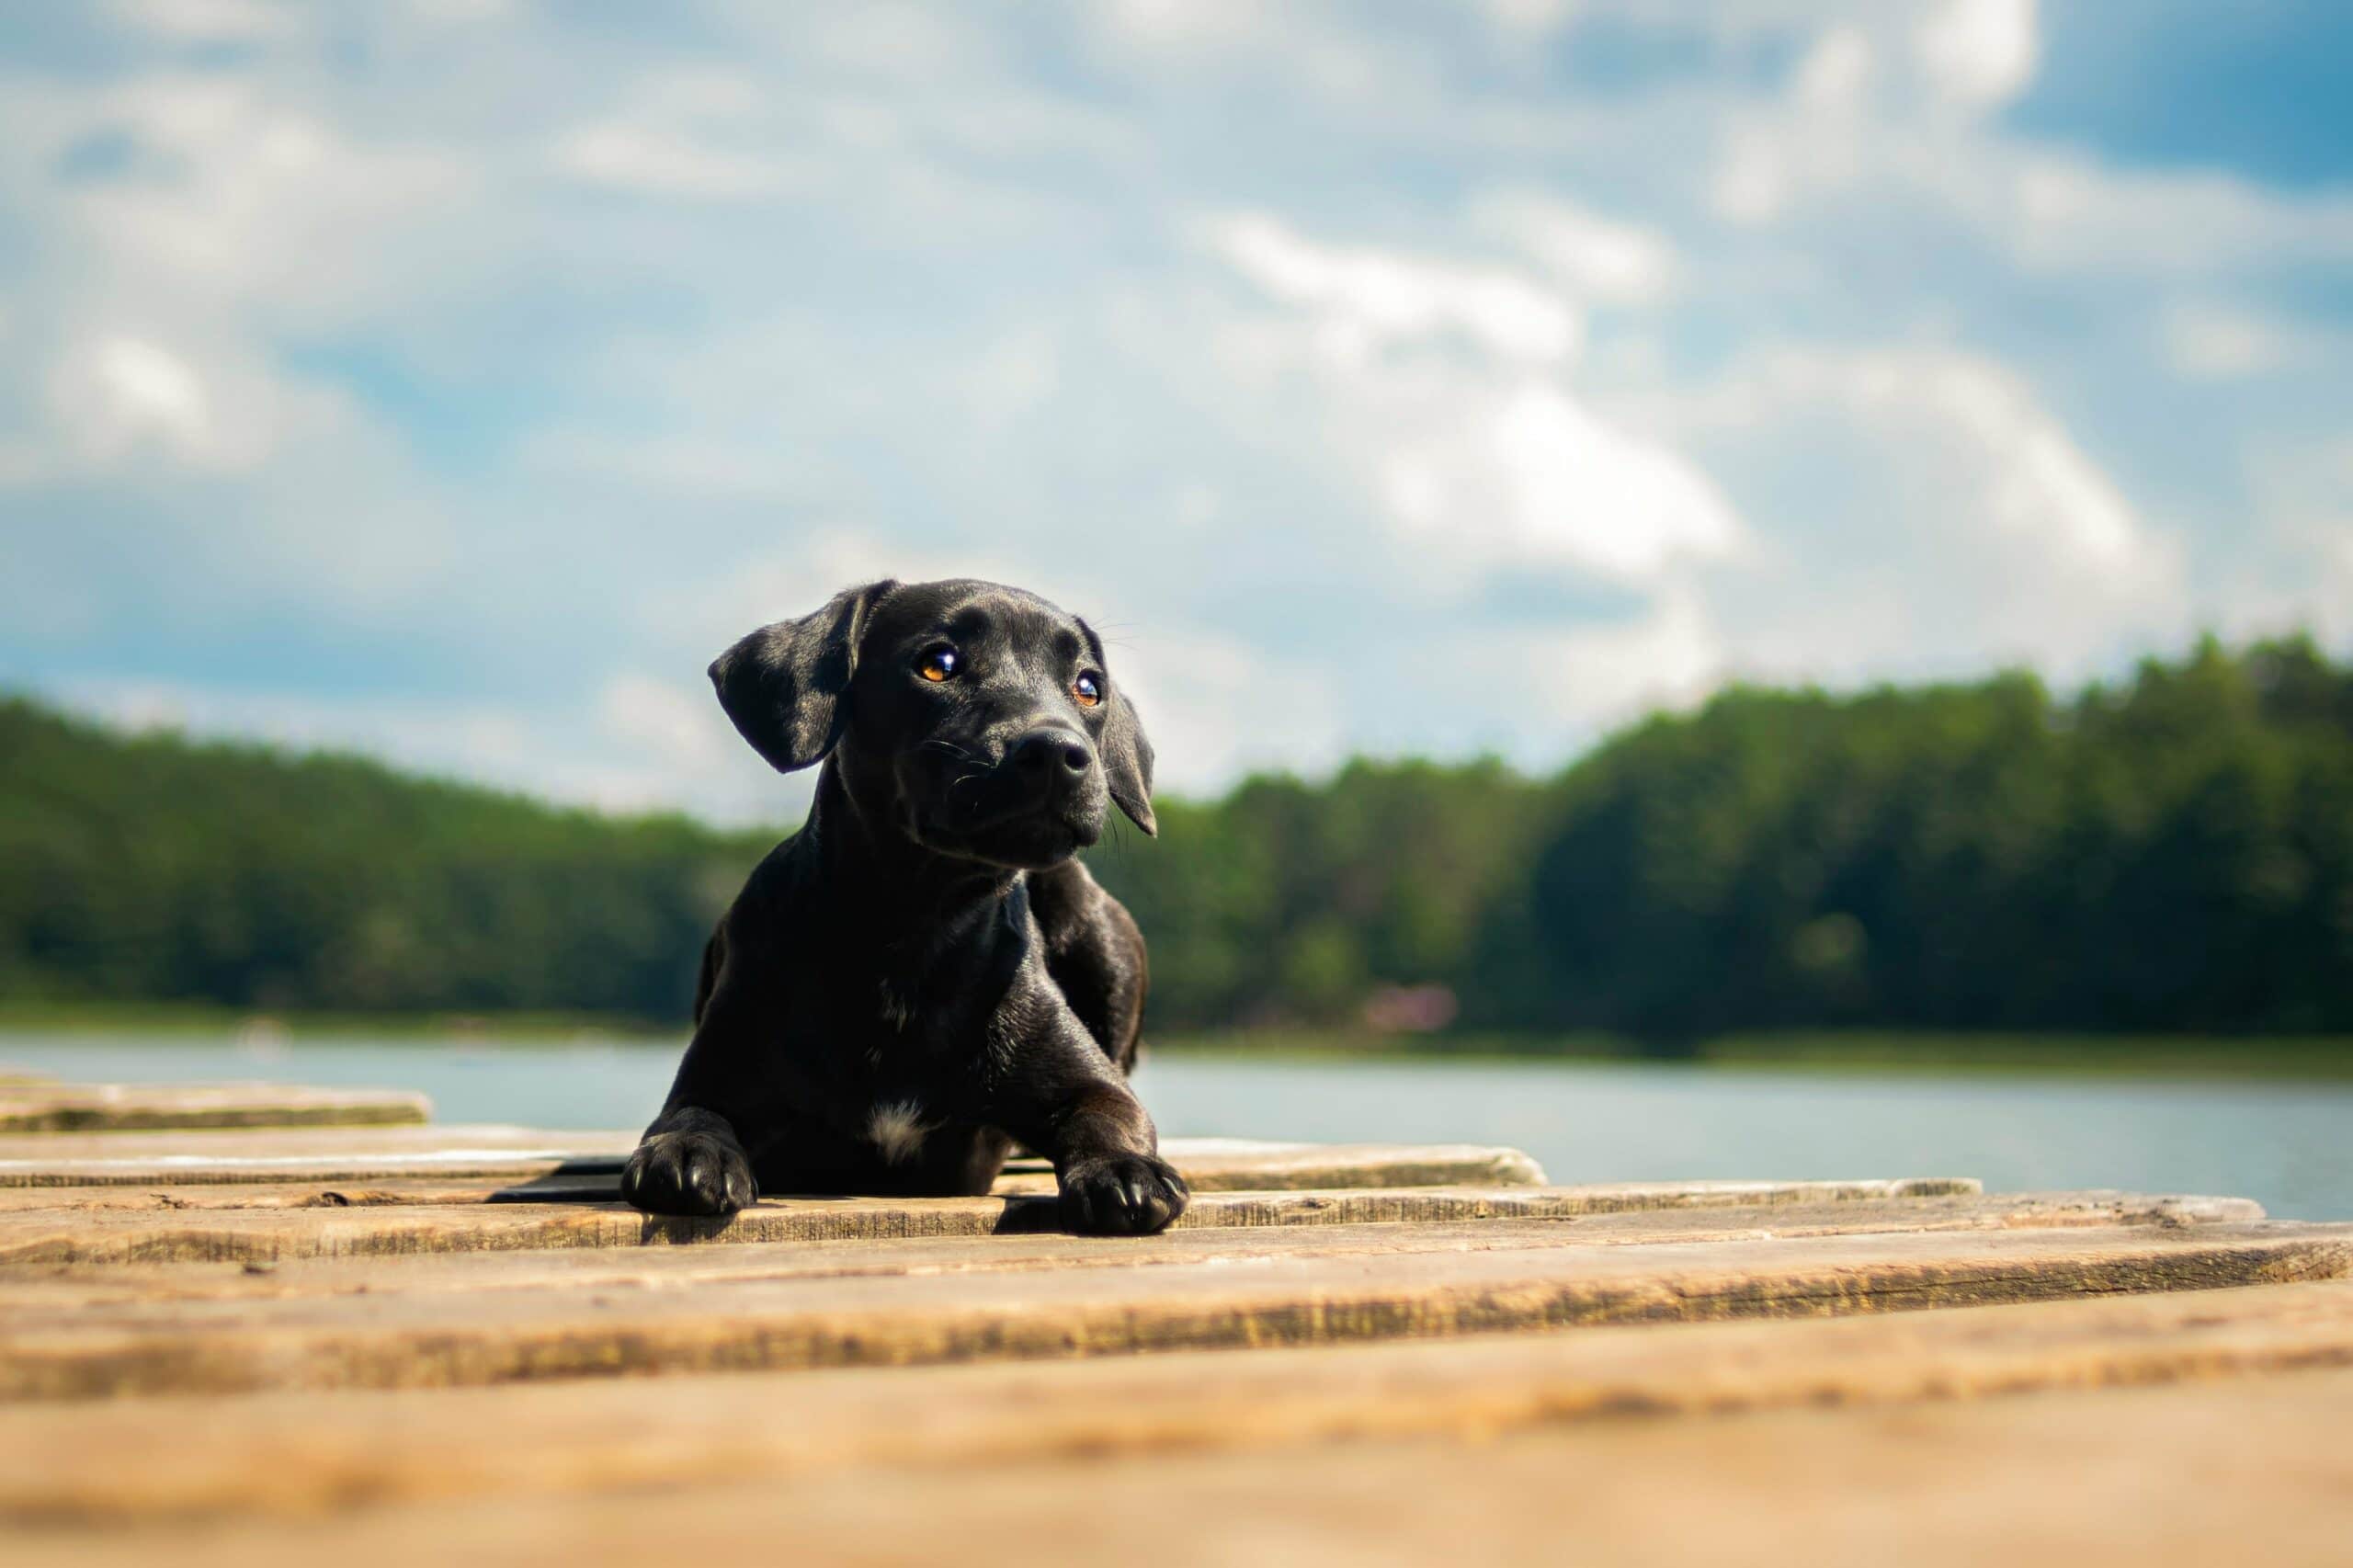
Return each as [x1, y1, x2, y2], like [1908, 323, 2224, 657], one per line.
[2, 0, 2349, 824]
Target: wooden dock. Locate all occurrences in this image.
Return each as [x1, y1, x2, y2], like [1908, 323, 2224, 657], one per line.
[1, 1078, 2348, 1563]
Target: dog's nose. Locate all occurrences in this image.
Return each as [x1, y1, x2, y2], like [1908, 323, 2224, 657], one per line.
[1008, 728, 1092, 777]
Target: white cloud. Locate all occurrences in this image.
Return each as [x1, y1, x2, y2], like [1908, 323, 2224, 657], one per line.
[597, 673, 738, 778]
[699, 533, 1055, 633]
[2, 0, 2345, 818]
[1679, 345, 2184, 679]
[1478, 0, 1577, 33]
[12, 73, 483, 335]
[1088, 1, 1428, 106]
[1999, 153, 2353, 279]
[1691, 21, 2353, 282]
[1518, 588, 1727, 733]
[552, 125, 802, 200]
[1113, 623, 1348, 793]
[26, 327, 379, 483]
[109, 0, 302, 42]
[1381, 381, 1744, 583]
[1473, 190, 1678, 304]
[1202, 211, 1734, 587]
[1795, 26, 1874, 111]
[58, 672, 798, 826]
[49, 337, 212, 465]
[2231, 437, 2353, 645]
[1914, 0, 2040, 108]
[1208, 212, 1582, 365]
[2161, 302, 2306, 381]
[1710, 26, 1876, 224]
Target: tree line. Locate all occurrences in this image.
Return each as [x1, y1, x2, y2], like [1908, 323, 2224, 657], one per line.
[4, 634, 2348, 1040]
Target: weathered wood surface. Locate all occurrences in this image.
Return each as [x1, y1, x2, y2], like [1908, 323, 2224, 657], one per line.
[0, 1174, 620, 1211]
[0, 1192, 2255, 1297]
[0, 1170, 1972, 1216]
[0, 1082, 431, 1134]
[4, 1221, 2345, 1401]
[4, 1278, 2348, 1527]
[0, 1123, 633, 1187]
[0, 1128, 1547, 1190]
[0, 1076, 2344, 1562]
[0, 1179, 2104, 1265]
[28, 1366, 2344, 1568]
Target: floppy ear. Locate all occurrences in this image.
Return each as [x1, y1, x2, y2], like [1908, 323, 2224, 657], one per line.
[709, 579, 898, 774]
[1081, 620, 1156, 836]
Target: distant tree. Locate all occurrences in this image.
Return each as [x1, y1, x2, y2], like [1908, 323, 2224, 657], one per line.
[0, 699, 774, 1021]
[1469, 638, 2353, 1040]
[5, 633, 2348, 1040]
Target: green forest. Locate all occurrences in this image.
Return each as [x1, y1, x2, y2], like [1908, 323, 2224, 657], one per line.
[5, 634, 2350, 1045]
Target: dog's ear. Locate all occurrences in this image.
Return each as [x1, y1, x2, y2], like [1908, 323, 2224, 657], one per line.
[710, 580, 899, 774]
[1081, 620, 1156, 837]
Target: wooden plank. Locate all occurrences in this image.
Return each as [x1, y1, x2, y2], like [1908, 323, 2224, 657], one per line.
[0, 1171, 1973, 1215]
[0, 1124, 634, 1187]
[0, 1128, 1550, 1190]
[0, 1178, 2061, 1265]
[3, 1221, 2346, 1400]
[0, 1082, 431, 1133]
[0, 1190, 2252, 1287]
[4, 1278, 2350, 1527]
[25, 1366, 2347, 1568]
[1130, 1136, 1550, 1189]
[0, 1177, 576, 1212]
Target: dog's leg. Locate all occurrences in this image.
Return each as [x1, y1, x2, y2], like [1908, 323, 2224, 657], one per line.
[623, 943, 781, 1218]
[620, 1104, 758, 1216]
[988, 1017, 1188, 1235]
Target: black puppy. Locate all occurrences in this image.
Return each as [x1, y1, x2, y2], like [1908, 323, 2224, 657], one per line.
[621, 578, 1188, 1235]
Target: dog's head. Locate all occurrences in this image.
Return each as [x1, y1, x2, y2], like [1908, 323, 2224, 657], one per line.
[710, 578, 1154, 870]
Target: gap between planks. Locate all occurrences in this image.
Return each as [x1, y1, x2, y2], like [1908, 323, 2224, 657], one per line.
[0, 1129, 1546, 1190]
[0, 1178, 2072, 1266]
[1, 1221, 2347, 1401]
[0, 1171, 1977, 1216]
[2, 1277, 2350, 1528]
[0, 1191, 2260, 1301]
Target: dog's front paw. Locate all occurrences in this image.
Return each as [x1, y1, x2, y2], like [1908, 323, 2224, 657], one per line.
[1060, 1152, 1188, 1235]
[620, 1130, 756, 1217]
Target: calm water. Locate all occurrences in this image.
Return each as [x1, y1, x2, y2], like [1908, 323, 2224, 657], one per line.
[6, 1032, 2350, 1221]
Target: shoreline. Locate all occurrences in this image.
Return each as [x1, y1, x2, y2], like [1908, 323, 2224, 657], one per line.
[1145, 1029, 2353, 1082]
[4, 1005, 2350, 1081]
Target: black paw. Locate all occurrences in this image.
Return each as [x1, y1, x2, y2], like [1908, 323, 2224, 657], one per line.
[620, 1130, 756, 1217]
[1061, 1153, 1188, 1235]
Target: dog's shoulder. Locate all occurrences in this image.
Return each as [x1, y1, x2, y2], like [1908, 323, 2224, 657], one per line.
[1025, 859, 1147, 1071]
[704, 830, 840, 985]
[725, 828, 820, 915]
[1023, 858, 1120, 951]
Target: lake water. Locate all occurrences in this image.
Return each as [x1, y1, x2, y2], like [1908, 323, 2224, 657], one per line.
[6, 1032, 2350, 1221]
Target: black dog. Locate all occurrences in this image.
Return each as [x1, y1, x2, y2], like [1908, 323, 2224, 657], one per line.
[620, 578, 1188, 1234]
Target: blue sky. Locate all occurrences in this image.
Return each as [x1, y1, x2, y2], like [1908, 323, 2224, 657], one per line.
[2, 0, 2348, 823]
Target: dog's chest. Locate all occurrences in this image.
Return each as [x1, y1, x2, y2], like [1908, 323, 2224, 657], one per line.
[861, 1096, 938, 1164]
[822, 954, 1006, 1165]
[839, 1009, 969, 1167]
[876, 975, 920, 1034]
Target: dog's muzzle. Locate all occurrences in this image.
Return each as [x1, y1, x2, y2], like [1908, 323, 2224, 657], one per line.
[1005, 726, 1095, 804]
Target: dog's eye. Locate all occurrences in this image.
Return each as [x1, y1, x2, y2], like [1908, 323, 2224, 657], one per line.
[916, 647, 960, 683]
[1073, 672, 1103, 708]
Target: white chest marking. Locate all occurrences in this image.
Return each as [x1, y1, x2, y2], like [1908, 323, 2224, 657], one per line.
[867, 1099, 931, 1165]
